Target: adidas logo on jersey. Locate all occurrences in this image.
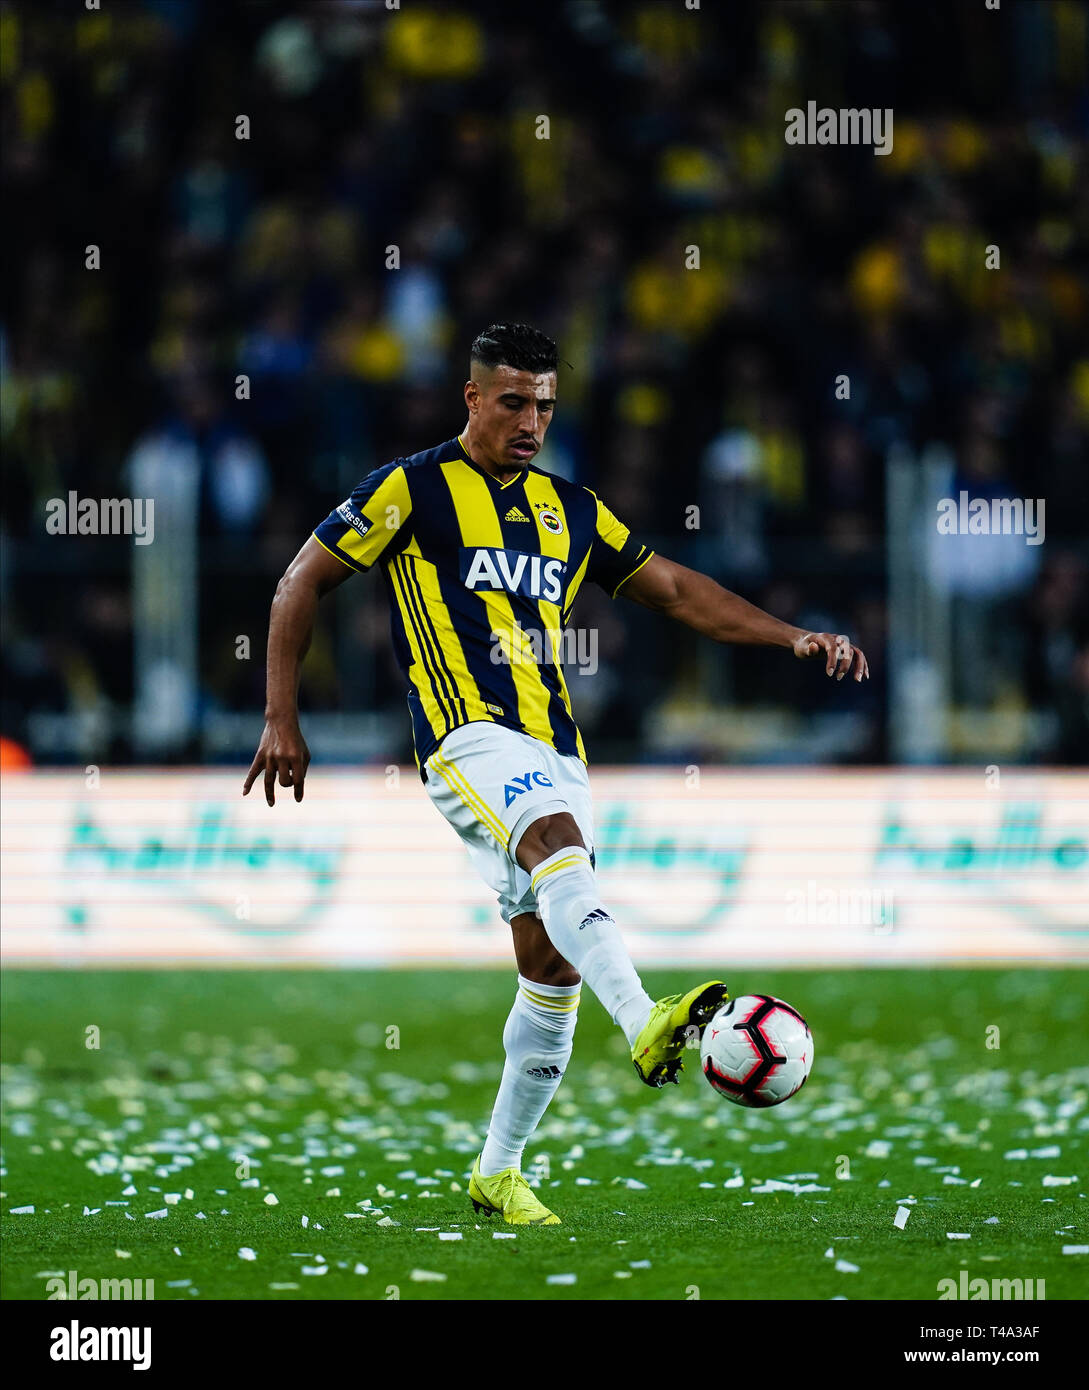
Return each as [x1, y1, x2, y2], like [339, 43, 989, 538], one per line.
[504, 506, 531, 522]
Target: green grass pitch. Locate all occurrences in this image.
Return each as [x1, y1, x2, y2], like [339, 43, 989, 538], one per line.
[1, 968, 1086, 1301]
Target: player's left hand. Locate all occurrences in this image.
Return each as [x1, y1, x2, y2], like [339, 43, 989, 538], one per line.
[792, 631, 869, 682]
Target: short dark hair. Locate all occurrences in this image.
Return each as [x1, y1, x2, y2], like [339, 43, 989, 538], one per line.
[470, 323, 558, 375]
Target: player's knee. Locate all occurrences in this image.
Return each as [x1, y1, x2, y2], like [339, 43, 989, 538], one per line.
[528, 954, 581, 989]
[520, 935, 581, 988]
[516, 811, 584, 870]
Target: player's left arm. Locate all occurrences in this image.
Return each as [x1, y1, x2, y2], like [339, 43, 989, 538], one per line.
[620, 553, 869, 682]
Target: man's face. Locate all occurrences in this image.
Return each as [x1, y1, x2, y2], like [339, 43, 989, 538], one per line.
[465, 364, 557, 471]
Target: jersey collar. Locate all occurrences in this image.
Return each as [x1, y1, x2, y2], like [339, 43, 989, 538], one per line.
[456, 433, 528, 490]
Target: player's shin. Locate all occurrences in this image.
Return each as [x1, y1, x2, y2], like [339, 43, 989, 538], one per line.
[529, 846, 654, 1046]
[479, 975, 580, 1176]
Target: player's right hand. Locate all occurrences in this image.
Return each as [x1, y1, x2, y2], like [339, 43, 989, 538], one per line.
[243, 718, 311, 805]
[792, 631, 869, 682]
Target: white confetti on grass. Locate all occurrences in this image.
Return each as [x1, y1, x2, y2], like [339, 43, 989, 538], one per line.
[264, 1193, 278, 1206]
[1062, 1245, 1088, 1256]
[438, 1232, 462, 1241]
[145, 1209, 168, 1220]
[237, 1247, 257, 1261]
[546, 1273, 576, 1285]
[835, 1260, 859, 1273]
[947, 1233, 971, 1240]
[1042, 1175, 1077, 1187]
[894, 1207, 911, 1229]
[301, 1266, 328, 1276]
[354, 1264, 368, 1275]
[9, 1206, 34, 1214]
[751, 1180, 830, 1195]
[410, 1270, 447, 1283]
[493, 1232, 516, 1240]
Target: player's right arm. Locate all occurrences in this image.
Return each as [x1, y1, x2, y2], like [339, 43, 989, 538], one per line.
[243, 537, 355, 806]
[244, 461, 413, 805]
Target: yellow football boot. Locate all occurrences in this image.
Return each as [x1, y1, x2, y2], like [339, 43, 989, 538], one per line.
[469, 1157, 561, 1225]
[631, 980, 730, 1087]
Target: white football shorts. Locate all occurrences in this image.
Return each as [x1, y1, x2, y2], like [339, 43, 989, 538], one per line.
[423, 720, 596, 924]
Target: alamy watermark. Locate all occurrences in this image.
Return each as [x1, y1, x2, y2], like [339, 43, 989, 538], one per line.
[45, 492, 155, 545]
[49, 1320, 152, 1371]
[936, 1272, 1045, 1300]
[784, 102, 893, 156]
[46, 1269, 155, 1300]
[490, 623, 598, 675]
[936, 493, 1044, 545]
[786, 879, 894, 930]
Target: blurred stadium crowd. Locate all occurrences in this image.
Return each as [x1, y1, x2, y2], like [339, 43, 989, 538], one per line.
[2, 0, 1087, 766]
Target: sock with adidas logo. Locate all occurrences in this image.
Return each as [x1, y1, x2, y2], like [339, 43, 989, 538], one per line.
[529, 846, 655, 1047]
[479, 974, 580, 1176]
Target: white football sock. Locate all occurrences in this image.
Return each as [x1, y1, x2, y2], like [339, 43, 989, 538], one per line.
[479, 975, 580, 1177]
[529, 846, 654, 1047]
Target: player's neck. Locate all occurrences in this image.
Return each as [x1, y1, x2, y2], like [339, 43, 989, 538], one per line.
[459, 427, 521, 482]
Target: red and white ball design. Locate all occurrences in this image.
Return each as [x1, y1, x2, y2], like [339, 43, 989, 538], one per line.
[700, 994, 813, 1107]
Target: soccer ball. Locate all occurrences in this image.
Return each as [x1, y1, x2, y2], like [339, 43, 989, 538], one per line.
[700, 994, 813, 1107]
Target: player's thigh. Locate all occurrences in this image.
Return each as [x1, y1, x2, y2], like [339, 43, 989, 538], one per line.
[510, 912, 580, 987]
[515, 748, 596, 872]
[514, 811, 585, 872]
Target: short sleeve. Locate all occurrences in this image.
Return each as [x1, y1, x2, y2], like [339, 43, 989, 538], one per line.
[586, 493, 655, 597]
[312, 461, 413, 572]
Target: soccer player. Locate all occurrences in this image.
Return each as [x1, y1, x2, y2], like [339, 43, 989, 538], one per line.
[244, 323, 869, 1226]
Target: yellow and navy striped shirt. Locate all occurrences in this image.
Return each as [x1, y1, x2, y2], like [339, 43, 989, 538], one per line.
[313, 434, 654, 772]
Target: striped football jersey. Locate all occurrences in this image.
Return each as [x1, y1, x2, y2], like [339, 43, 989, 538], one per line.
[313, 434, 654, 772]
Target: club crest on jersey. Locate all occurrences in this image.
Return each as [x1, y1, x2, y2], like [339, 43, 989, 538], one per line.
[336, 500, 371, 538]
[536, 506, 564, 535]
[461, 547, 566, 603]
[503, 770, 554, 807]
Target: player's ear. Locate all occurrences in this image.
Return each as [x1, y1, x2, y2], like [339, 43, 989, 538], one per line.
[464, 377, 480, 413]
